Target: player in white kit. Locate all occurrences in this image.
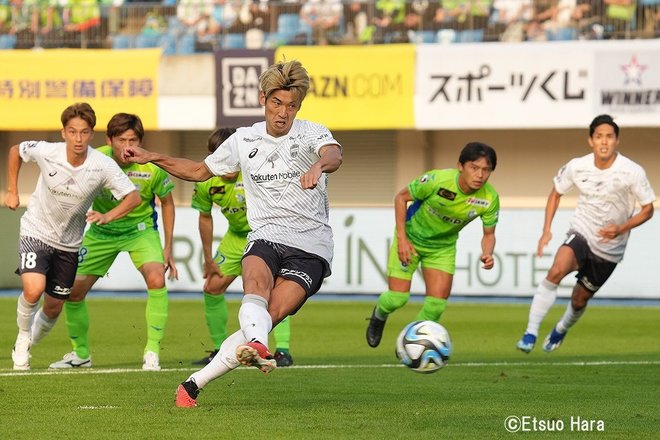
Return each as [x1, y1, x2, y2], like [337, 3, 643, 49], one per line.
[4, 102, 140, 370]
[121, 60, 343, 407]
[516, 114, 655, 353]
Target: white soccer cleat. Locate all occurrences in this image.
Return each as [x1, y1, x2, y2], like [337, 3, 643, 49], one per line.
[142, 351, 161, 371]
[49, 351, 92, 369]
[12, 333, 32, 370]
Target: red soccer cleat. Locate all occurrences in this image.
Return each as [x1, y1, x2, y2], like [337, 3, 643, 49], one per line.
[175, 381, 199, 408]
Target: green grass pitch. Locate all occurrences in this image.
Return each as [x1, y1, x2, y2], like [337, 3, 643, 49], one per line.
[1, 296, 659, 439]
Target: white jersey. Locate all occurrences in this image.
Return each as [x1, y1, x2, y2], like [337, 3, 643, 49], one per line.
[553, 152, 656, 262]
[18, 141, 136, 252]
[204, 120, 341, 269]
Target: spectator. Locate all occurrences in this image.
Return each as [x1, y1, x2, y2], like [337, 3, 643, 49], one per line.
[209, 0, 238, 35]
[543, 0, 579, 41]
[299, 0, 343, 45]
[604, 0, 637, 38]
[433, 0, 492, 43]
[238, 0, 271, 49]
[61, 0, 103, 48]
[372, 0, 407, 43]
[177, 0, 214, 39]
[343, 0, 372, 43]
[525, 0, 554, 41]
[489, 0, 533, 42]
[575, 0, 604, 40]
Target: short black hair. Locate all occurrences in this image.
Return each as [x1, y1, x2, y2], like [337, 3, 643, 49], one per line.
[589, 114, 619, 138]
[207, 127, 237, 153]
[458, 142, 497, 171]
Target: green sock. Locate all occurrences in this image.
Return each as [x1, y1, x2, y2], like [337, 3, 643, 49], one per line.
[273, 316, 291, 351]
[204, 292, 228, 349]
[65, 300, 90, 359]
[415, 296, 448, 322]
[377, 290, 411, 318]
[145, 287, 168, 354]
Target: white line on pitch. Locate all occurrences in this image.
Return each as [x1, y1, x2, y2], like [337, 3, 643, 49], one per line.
[1, 359, 659, 377]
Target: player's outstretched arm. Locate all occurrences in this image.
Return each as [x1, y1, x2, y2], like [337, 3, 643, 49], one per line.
[160, 192, 179, 280]
[394, 186, 417, 264]
[86, 190, 140, 225]
[4, 145, 22, 210]
[122, 146, 213, 182]
[598, 203, 654, 241]
[537, 187, 562, 257]
[300, 144, 343, 189]
[480, 225, 496, 269]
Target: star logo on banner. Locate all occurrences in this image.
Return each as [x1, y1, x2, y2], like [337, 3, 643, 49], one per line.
[620, 55, 647, 86]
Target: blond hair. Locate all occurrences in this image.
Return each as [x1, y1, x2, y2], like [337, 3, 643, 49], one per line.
[259, 59, 310, 104]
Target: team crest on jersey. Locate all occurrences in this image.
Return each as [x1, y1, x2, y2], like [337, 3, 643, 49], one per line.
[437, 188, 457, 200]
[466, 197, 489, 207]
[290, 143, 299, 158]
[467, 210, 477, 219]
[236, 194, 245, 203]
[209, 186, 226, 195]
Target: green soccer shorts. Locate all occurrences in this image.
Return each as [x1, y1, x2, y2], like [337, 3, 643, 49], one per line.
[214, 230, 249, 277]
[387, 233, 457, 280]
[77, 229, 164, 276]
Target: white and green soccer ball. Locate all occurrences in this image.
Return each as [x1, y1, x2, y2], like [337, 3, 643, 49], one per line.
[395, 320, 452, 374]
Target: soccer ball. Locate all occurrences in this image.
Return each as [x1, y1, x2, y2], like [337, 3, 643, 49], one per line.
[395, 320, 451, 374]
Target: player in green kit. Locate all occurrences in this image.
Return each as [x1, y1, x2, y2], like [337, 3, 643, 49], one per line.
[192, 128, 294, 368]
[32, 113, 178, 370]
[366, 142, 499, 347]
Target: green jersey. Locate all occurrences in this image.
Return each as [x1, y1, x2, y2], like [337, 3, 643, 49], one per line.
[89, 145, 174, 238]
[191, 172, 250, 234]
[406, 169, 499, 249]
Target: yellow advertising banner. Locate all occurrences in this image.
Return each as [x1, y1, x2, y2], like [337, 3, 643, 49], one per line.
[275, 45, 415, 130]
[0, 49, 160, 130]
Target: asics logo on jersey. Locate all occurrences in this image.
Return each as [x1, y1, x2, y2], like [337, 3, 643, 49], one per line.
[249, 148, 258, 158]
[209, 186, 226, 195]
[48, 171, 57, 177]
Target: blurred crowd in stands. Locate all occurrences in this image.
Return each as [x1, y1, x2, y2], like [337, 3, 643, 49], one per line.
[0, 1, 659, 53]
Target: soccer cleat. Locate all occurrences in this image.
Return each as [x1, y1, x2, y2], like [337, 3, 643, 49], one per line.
[516, 333, 537, 354]
[192, 349, 219, 366]
[12, 333, 31, 370]
[543, 327, 567, 353]
[175, 380, 199, 408]
[274, 350, 294, 367]
[49, 351, 92, 369]
[366, 307, 386, 347]
[142, 351, 161, 371]
[235, 341, 276, 373]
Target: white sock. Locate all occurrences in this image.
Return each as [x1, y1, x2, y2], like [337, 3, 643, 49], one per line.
[525, 279, 558, 337]
[30, 307, 58, 345]
[238, 294, 272, 345]
[189, 330, 245, 388]
[17, 293, 38, 336]
[556, 303, 586, 334]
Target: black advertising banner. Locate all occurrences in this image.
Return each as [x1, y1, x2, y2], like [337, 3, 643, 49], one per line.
[215, 49, 275, 127]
